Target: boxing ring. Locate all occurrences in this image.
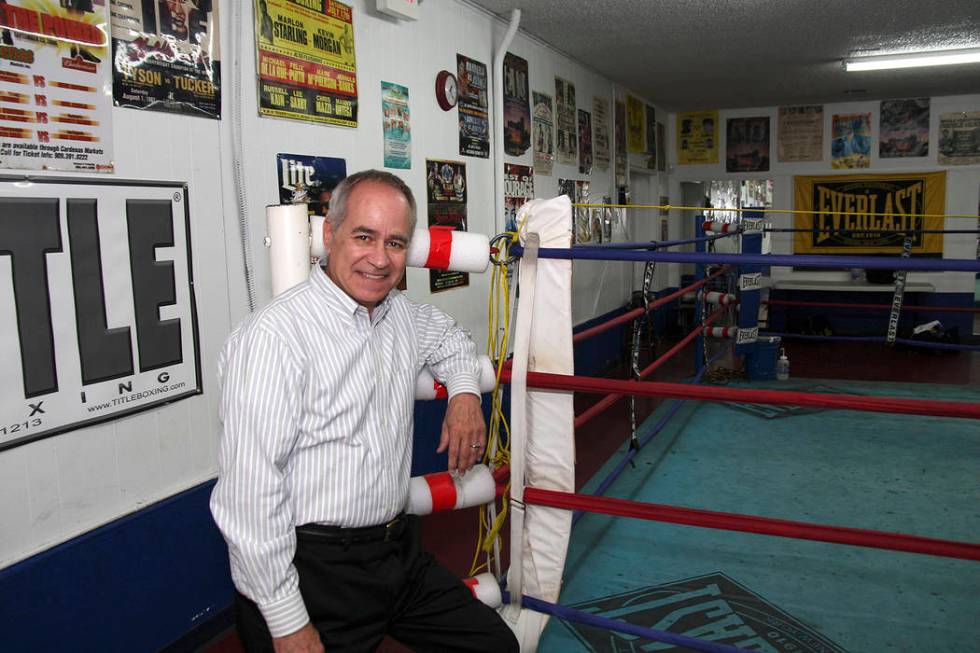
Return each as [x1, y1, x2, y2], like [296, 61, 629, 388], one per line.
[499, 198, 980, 652]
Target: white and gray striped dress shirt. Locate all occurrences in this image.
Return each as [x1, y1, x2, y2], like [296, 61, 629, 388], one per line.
[210, 267, 480, 637]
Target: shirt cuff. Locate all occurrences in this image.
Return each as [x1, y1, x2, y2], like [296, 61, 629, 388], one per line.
[258, 589, 310, 639]
[445, 373, 481, 400]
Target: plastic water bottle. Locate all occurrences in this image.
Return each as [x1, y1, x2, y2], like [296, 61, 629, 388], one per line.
[776, 349, 790, 381]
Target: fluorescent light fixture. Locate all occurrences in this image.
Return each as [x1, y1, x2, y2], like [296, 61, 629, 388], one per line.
[844, 47, 980, 72]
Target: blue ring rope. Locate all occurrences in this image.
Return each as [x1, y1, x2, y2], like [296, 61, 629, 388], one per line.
[573, 233, 737, 250]
[762, 331, 980, 352]
[510, 245, 980, 272]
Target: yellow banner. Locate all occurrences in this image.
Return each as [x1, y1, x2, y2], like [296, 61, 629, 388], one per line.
[793, 172, 946, 255]
[626, 95, 644, 153]
[677, 110, 718, 164]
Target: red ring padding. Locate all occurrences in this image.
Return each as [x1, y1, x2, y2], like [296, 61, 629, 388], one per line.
[512, 371, 980, 420]
[525, 487, 980, 562]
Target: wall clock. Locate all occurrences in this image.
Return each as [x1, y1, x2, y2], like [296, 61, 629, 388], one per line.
[435, 70, 458, 111]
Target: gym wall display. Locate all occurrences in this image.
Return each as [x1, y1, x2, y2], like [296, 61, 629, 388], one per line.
[255, 0, 358, 128]
[592, 97, 609, 171]
[793, 172, 946, 256]
[676, 110, 718, 165]
[644, 104, 656, 168]
[879, 98, 929, 159]
[503, 163, 533, 233]
[381, 81, 410, 169]
[938, 111, 980, 166]
[831, 113, 871, 169]
[531, 91, 554, 176]
[626, 95, 644, 154]
[503, 53, 530, 156]
[425, 159, 468, 292]
[614, 100, 626, 183]
[0, 1, 115, 172]
[554, 77, 577, 166]
[656, 122, 665, 172]
[456, 55, 489, 158]
[111, 0, 221, 119]
[777, 105, 823, 163]
[275, 153, 346, 215]
[0, 177, 202, 451]
[726, 116, 770, 173]
[577, 109, 592, 175]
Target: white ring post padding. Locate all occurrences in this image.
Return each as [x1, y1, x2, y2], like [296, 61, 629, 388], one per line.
[406, 228, 491, 272]
[266, 204, 312, 297]
[414, 355, 497, 400]
[404, 464, 496, 516]
[465, 573, 503, 609]
[503, 196, 575, 652]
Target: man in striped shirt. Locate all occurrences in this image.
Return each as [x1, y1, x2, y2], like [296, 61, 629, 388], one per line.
[211, 170, 518, 653]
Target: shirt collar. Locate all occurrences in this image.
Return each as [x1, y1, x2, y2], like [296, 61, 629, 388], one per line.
[310, 266, 394, 323]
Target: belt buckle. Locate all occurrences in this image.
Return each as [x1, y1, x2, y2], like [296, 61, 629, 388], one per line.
[384, 517, 400, 542]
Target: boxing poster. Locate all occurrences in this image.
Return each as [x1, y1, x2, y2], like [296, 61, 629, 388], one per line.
[577, 109, 592, 175]
[880, 98, 928, 159]
[938, 111, 980, 165]
[531, 91, 554, 176]
[255, 0, 358, 128]
[644, 103, 656, 168]
[592, 96, 609, 171]
[0, 177, 202, 451]
[111, 0, 221, 119]
[456, 54, 488, 158]
[276, 153, 346, 216]
[778, 105, 823, 162]
[425, 159, 468, 292]
[676, 110, 718, 165]
[656, 122, 665, 172]
[614, 100, 626, 183]
[0, 0, 114, 172]
[793, 172, 946, 255]
[504, 163, 533, 233]
[726, 116, 770, 172]
[831, 113, 870, 169]
[381, 81, 410, 169]
[502, 52, 529, 156]
[554, 76, 576, 166]
[626, 95, 644, 153]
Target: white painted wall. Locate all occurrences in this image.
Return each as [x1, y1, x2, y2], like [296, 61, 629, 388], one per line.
[0, 0, 654, 568]
[668, 94, 980, 293]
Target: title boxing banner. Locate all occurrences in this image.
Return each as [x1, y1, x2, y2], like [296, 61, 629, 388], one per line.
[0, 178, 201, 451]
[793, 172, 946, 255]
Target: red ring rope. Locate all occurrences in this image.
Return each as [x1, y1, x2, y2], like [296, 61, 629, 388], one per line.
[573, 266, 731, 344]
[524, 487, 980, 562]
[506, 370, 980, 420]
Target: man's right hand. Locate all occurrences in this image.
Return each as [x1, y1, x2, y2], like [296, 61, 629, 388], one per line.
[273, 623, 324, 653]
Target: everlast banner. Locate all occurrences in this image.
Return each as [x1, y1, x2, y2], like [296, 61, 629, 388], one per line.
[793, 172, 945, 255]
[0, 178, 201, 451]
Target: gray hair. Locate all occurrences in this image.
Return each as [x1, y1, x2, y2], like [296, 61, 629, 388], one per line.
[326, 169, 417, 234]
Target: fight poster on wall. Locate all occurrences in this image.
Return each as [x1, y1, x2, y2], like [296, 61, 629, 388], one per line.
[938, 111, 980, 165]
[111, 0, 221, 119]
[554, 76, 576, 166]
[778, 105, 823, 162]
[425, 159, 468, 292]
[831, 113, 870, 169]
[502, 52, 529, 156]
[626, 95, 644, 153]
[456, 54, 489, 158]
[0, 0, 114, 172]
[676, 110, 718, 165]
[577, 109, 592, 175]
[255, 0, 358, 127]
[0, 178, 202, 451]
[276, 153, 346, 216]
[644, 103, 656, 167]
[504, 163, 533, 233]
[793, 172, 946, 255]
[381, 81, 410, 169]
[656, 122, 665, 171]
[531, 91, 554, 176]
[592, 96, 609, 171]
[614, 100, 626, 183]
[726, 116, 770, 172]
[879, 98, 928, 159]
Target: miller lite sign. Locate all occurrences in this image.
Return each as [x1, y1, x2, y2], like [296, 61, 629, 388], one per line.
[0, 177, 201, 451]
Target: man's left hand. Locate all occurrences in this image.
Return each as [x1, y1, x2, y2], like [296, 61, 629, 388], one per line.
[438, 393, 486, 474]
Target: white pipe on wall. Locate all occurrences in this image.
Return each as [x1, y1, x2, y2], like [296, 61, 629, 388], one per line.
[492, 9, 521, 234]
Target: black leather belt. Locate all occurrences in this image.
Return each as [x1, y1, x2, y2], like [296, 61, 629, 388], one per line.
[296, 515, 406, 545]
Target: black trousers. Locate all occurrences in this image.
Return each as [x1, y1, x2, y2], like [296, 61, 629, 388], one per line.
[235, 515, 519, 653]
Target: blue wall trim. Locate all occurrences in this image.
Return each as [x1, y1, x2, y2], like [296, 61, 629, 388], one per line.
[0, 303, 633, 652]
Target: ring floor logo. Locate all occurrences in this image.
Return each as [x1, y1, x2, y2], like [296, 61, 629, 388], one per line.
[563, 572, 848, 653]
[724, 384, 862, 420]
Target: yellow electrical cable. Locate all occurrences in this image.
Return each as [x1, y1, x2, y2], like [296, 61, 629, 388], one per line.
[572, 202, 980, 221]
